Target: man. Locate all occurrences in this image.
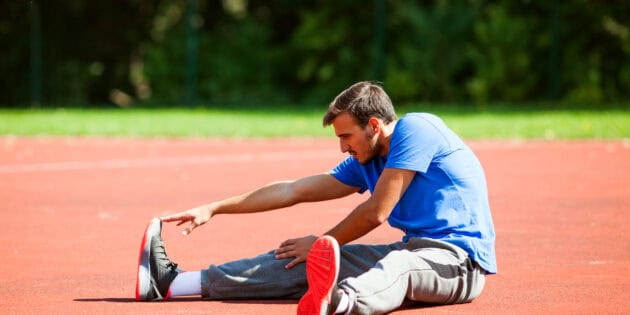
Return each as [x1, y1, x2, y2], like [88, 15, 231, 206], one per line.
[136, 81, 496, 315]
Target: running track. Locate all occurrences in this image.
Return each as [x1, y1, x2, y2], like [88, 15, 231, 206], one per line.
[0, 137, 628, 314]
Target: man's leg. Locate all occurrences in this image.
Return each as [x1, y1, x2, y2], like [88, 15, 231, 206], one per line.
[136, 218, 309, 301]
[201, 237, 404, 301]
[297, 236, 404, 314]
[201, 250, 308, 299]
[201, 238, 410, 300]
[200, 238, 404, 301]
[339, 238, 487, 314]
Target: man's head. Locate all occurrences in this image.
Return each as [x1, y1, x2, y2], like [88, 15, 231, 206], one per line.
[323, 81, 397, 128]
[323, 82, 398, 164]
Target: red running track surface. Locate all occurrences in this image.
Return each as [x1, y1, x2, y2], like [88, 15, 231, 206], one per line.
[0, 137, 628, 314]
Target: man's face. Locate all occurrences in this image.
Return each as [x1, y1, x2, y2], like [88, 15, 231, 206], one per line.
[332, 113, 381, 165]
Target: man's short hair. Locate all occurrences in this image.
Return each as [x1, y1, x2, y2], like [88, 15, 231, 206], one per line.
[323, 81, 397, 127]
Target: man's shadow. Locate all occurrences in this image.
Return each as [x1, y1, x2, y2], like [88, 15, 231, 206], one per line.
[73, 298, 296, 304]
[74, 297, 442, 311]
[74, 297, 205, 303]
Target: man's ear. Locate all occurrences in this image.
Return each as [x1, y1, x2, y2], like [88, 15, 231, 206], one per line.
[367, 117, 380, 133]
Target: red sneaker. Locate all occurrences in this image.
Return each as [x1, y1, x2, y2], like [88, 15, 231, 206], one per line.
[297, 235, 341, 315]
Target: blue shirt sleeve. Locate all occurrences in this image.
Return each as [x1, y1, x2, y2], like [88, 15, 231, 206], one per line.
[329, 156, 368, 193]
[386, 114, 454, 173]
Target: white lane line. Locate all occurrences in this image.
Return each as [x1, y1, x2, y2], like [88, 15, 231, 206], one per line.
[0, 150, 342, 174]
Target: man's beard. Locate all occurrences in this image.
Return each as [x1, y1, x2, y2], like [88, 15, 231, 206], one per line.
[358, 133, 382, 165]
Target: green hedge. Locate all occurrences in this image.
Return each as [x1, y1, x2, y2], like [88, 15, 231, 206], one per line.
[1, 1, 629, 107]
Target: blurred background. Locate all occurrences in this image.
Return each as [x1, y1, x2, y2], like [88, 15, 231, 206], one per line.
[1, 0, 628, 109]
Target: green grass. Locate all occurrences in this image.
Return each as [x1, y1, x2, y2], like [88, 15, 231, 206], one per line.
[442, 110, 629, 139]
[0, 107, 628, 139]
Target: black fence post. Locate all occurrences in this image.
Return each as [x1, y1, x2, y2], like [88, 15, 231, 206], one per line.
[374, 0, 386, 83]
[186, 0, 199, 107]
[30, 0, 42, 107]
[549, 0, 560, 101]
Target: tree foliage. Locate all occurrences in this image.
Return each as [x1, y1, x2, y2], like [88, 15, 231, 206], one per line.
[1, 0, 628, 107]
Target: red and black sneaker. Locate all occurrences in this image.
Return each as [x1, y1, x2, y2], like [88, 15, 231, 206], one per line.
[297, 235, 342, 315]
[135, 218, 179, 301]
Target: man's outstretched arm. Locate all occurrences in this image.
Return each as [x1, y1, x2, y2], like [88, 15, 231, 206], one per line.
[160, 173, 359, 235]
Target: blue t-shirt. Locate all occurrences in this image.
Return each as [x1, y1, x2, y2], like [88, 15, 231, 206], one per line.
[329, 113, 497, 274]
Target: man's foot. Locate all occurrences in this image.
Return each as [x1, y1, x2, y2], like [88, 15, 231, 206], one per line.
[297, 235, 342, 315]
[135, 218, 180, 301]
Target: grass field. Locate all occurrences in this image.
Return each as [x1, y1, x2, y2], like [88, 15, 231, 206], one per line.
[0, 107, 628, 139]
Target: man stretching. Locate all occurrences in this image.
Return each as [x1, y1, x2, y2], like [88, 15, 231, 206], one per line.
[136, 81, 496, 314]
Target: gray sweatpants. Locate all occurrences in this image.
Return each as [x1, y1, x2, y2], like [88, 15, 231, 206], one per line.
[200, 237, 486, 315]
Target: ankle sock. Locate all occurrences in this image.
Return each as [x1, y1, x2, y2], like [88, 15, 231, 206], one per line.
[168, 271, 202, 296]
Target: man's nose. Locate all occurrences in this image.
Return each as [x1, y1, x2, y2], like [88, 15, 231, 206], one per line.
[339, 139, 349, 153]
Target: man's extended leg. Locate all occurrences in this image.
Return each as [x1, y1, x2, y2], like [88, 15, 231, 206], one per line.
[338, 238, 487, 314]
[201, 250, 309, 299]
[137, 218, 310, 300]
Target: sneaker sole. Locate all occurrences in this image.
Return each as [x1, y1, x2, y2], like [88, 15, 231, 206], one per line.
[297, 235, 340, 315]
[135, 218, 162, 301]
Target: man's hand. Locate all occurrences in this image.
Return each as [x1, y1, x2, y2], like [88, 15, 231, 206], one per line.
[274, 235, 318, 269]
[160, 205, 212, 235]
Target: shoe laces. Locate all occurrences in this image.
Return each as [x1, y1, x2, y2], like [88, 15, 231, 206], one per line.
[153, 239, 178, 270]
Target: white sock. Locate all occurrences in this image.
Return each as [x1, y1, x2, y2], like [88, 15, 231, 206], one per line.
[334, 290, 351, 314]
[168, 271, 202, 296]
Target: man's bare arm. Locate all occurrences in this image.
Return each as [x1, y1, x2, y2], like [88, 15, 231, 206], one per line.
[161, 173, 359, 235]
[325, 168, 416, 245]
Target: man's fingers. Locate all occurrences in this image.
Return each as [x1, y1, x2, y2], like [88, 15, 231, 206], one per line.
[275, 241, 295, 257]
[279, 238, 295, 247]
[159, 214, 183, 222]
[159, 208, 210, 236]
[276, 235, 317, 267]
[159, 214, 195, 227]
[182, 220, 201, 236]
[285, 257, 305, 269]
[175, 219, 190, 227]
[275, 243, 294, 255]
[275, 249, 295, 259]
[182, 224, 194, 236]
